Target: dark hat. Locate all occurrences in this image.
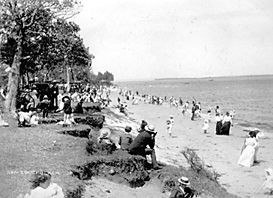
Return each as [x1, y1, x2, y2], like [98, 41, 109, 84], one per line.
[125, 126, 132, 132]
[62, 96, 70, 102]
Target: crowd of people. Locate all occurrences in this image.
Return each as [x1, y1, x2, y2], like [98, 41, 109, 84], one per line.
[6, 82, 113, 127]
[115, 87, 273, 196]
[1, 82, 271, 197]
[118, 88, 237, 136]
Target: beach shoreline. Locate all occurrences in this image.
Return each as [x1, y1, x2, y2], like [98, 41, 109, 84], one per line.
[111, 90, 273, 198]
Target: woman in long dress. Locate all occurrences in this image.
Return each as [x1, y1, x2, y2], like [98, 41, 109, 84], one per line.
[215, 114, 223, 135]
[238, 131, 258, 167]
[220, 112, 232, 135]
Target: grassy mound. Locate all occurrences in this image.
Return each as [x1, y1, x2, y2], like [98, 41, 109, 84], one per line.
[72, 138, 238, 198]
[71, 149, 149, 188]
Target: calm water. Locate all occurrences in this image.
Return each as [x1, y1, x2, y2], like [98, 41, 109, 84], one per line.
[117, 75, 273, 133]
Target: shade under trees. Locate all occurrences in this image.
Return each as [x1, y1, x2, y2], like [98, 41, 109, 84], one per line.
[0, 0, 85, 112]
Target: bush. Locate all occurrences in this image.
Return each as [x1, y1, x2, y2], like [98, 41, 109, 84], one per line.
[65, 185, 85, 198]
[74, 115, 105, 128]
[181, 147, 221, 182]
[71, 150, 149, 188]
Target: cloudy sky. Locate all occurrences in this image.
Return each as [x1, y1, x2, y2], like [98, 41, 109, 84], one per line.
[72, 0, 273, 81]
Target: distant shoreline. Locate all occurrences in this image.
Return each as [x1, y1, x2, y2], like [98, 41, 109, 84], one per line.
[154, 74, 273, 81]
[116, 74, 273, 82]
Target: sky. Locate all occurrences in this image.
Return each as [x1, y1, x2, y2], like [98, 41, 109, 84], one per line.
[71, 0, 273, 81]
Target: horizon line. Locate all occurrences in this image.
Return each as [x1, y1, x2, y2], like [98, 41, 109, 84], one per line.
[115, 74, 273, 82]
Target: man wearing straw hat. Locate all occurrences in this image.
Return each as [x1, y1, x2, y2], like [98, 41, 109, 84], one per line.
[128, 124, 161, 170]
[169, 176, 196, 198]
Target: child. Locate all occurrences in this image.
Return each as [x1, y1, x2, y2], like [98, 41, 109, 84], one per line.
[167, 115, 174, 138]
[207, 107, 212, 122]
[37, 95, 50, 119]
[62, 96, 73, 127]
[118, 126, 133, 150]
[263, 168, 273, 194]
[202, 119, 209, 133]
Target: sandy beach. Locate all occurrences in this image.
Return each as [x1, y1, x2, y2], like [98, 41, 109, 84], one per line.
[108, 90, 273, 198]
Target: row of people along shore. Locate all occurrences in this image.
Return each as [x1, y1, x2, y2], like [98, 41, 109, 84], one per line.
[117, 88, 235, 136]
[117, 88, 269, 169]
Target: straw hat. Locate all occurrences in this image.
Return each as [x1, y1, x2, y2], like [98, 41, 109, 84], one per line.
[99, 128, 111, 138]
[144, 125, 157, 133]
[178, 176, 190, 186]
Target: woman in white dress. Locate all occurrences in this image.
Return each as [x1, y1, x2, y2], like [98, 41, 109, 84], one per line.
[17, 171, 64, 198]
[238, 131, 258, 167]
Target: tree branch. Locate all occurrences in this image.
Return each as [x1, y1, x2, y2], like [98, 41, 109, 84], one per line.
[23, 6, 38, 28]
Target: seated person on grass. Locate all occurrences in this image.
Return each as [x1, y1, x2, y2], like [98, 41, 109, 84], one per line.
[127, 124, 161, 170]
[118, 126, 133, 150]
[169, 176, 197, 198]
[17, 171, 64, 198]
[73, 99, 84, 114]
[17, 109, 39, 127]
[97, 128, 116, 154]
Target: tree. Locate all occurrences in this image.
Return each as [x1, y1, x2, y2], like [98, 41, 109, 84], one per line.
[96, 72, 104, 82]
[103, 71, 114, 82]
[0, 0, 81, 112]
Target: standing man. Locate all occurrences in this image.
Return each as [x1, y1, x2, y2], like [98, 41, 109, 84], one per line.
[52, 81, 59, 111]
[128, 124, 161, 170]
[49, 82, 59, 111]
[191, 101, 196, 121]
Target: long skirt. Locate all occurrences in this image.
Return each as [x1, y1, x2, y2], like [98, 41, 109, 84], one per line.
[220, 121, 231, 135]
[238, 146, 255, 167]
[215, 121, 222, 135]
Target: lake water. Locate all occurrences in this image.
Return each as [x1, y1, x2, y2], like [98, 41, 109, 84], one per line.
[117, 75, 273, 133]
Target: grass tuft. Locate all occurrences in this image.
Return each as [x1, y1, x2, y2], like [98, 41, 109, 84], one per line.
[181, 147, 221, 182]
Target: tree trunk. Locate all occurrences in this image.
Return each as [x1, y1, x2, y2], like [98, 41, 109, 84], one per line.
[5, 38, 22, 113]
[66, 65, 70, 93]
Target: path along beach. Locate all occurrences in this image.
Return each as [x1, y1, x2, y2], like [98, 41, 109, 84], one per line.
[110, 90, 273, 198]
